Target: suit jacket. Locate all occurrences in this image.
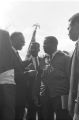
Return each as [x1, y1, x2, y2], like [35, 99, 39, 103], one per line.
[42, 51, 70, 97]
[11, 47, 32, 106]
[68, 40, 79, 116]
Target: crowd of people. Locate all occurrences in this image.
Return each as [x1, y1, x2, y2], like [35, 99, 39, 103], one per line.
[0, 12, 79, 120]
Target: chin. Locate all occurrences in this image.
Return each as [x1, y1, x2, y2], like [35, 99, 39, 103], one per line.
[18, 47, 22, 50]
[70, 37, 77, 41]
[69, 35, 78, 41]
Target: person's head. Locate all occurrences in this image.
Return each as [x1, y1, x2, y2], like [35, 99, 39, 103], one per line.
[30, 42, 40, 57]
[43, 36, 58, 55]
[0, 29, 13, 66]
[0, 29, 11, 50]
[10, 32, 25, 50]
[68, 13, 79, 41]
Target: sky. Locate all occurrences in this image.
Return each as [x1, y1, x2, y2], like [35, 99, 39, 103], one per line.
[0, 0, 79, 60]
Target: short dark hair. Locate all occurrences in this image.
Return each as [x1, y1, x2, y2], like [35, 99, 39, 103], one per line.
[44, 36, 58, 46]
[69, 13, 79, 25]
[10, 32, 25, 48]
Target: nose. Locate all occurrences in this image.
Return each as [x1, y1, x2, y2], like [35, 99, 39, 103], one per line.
[67, 27, 69, 30]
[68, 26, 71, 34]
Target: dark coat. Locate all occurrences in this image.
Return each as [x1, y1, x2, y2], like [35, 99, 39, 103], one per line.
[42, 51, 71, 97]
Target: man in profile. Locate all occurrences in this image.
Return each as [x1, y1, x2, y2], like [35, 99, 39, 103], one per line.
[39, 36, 70, 120]
[11, 32, 40, 120]
[11, 31, 36, 120]
[68, 13, 79, 120]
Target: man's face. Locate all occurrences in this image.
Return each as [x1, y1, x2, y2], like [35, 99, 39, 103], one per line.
[68, 22, 79, 41]
[15, 41, 25, 50]
[18, 41, 25, 50]
[30, 42, 40, 57]
[14, 37, 25, 50]
[43, 40, 56, 55]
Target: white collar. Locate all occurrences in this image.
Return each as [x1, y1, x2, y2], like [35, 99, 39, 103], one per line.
[12, 46, 17, 53]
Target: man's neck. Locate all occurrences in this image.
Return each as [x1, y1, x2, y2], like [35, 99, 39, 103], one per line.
[49, 50, 57, 56]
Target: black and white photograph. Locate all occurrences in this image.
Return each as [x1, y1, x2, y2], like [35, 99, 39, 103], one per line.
[0, 0, 79, 120]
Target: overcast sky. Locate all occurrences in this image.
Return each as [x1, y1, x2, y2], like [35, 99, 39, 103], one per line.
[0, 0, 79, 59]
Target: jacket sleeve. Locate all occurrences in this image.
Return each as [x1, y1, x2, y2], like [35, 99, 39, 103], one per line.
[68, 49, 78, 117]
[64, 55, 71, 81]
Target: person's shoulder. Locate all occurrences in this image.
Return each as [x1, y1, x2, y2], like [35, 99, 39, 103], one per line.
[57, 51, 71, 61]
[0, 29, 10, 41]
[0, 29, 9, 35]
[56, 50, 66, 56]
[58, 50, 70, 56]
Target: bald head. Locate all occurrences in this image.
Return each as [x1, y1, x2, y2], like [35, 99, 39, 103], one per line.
[10, 32, 25, 50]
[68, 13, 79, 41]
[69, 13, 79, 25]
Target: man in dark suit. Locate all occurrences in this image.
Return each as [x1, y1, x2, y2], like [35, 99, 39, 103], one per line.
[40, 36, 70, 120]
[68, 13, 79, 120]
[10, 32, 34, 120]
